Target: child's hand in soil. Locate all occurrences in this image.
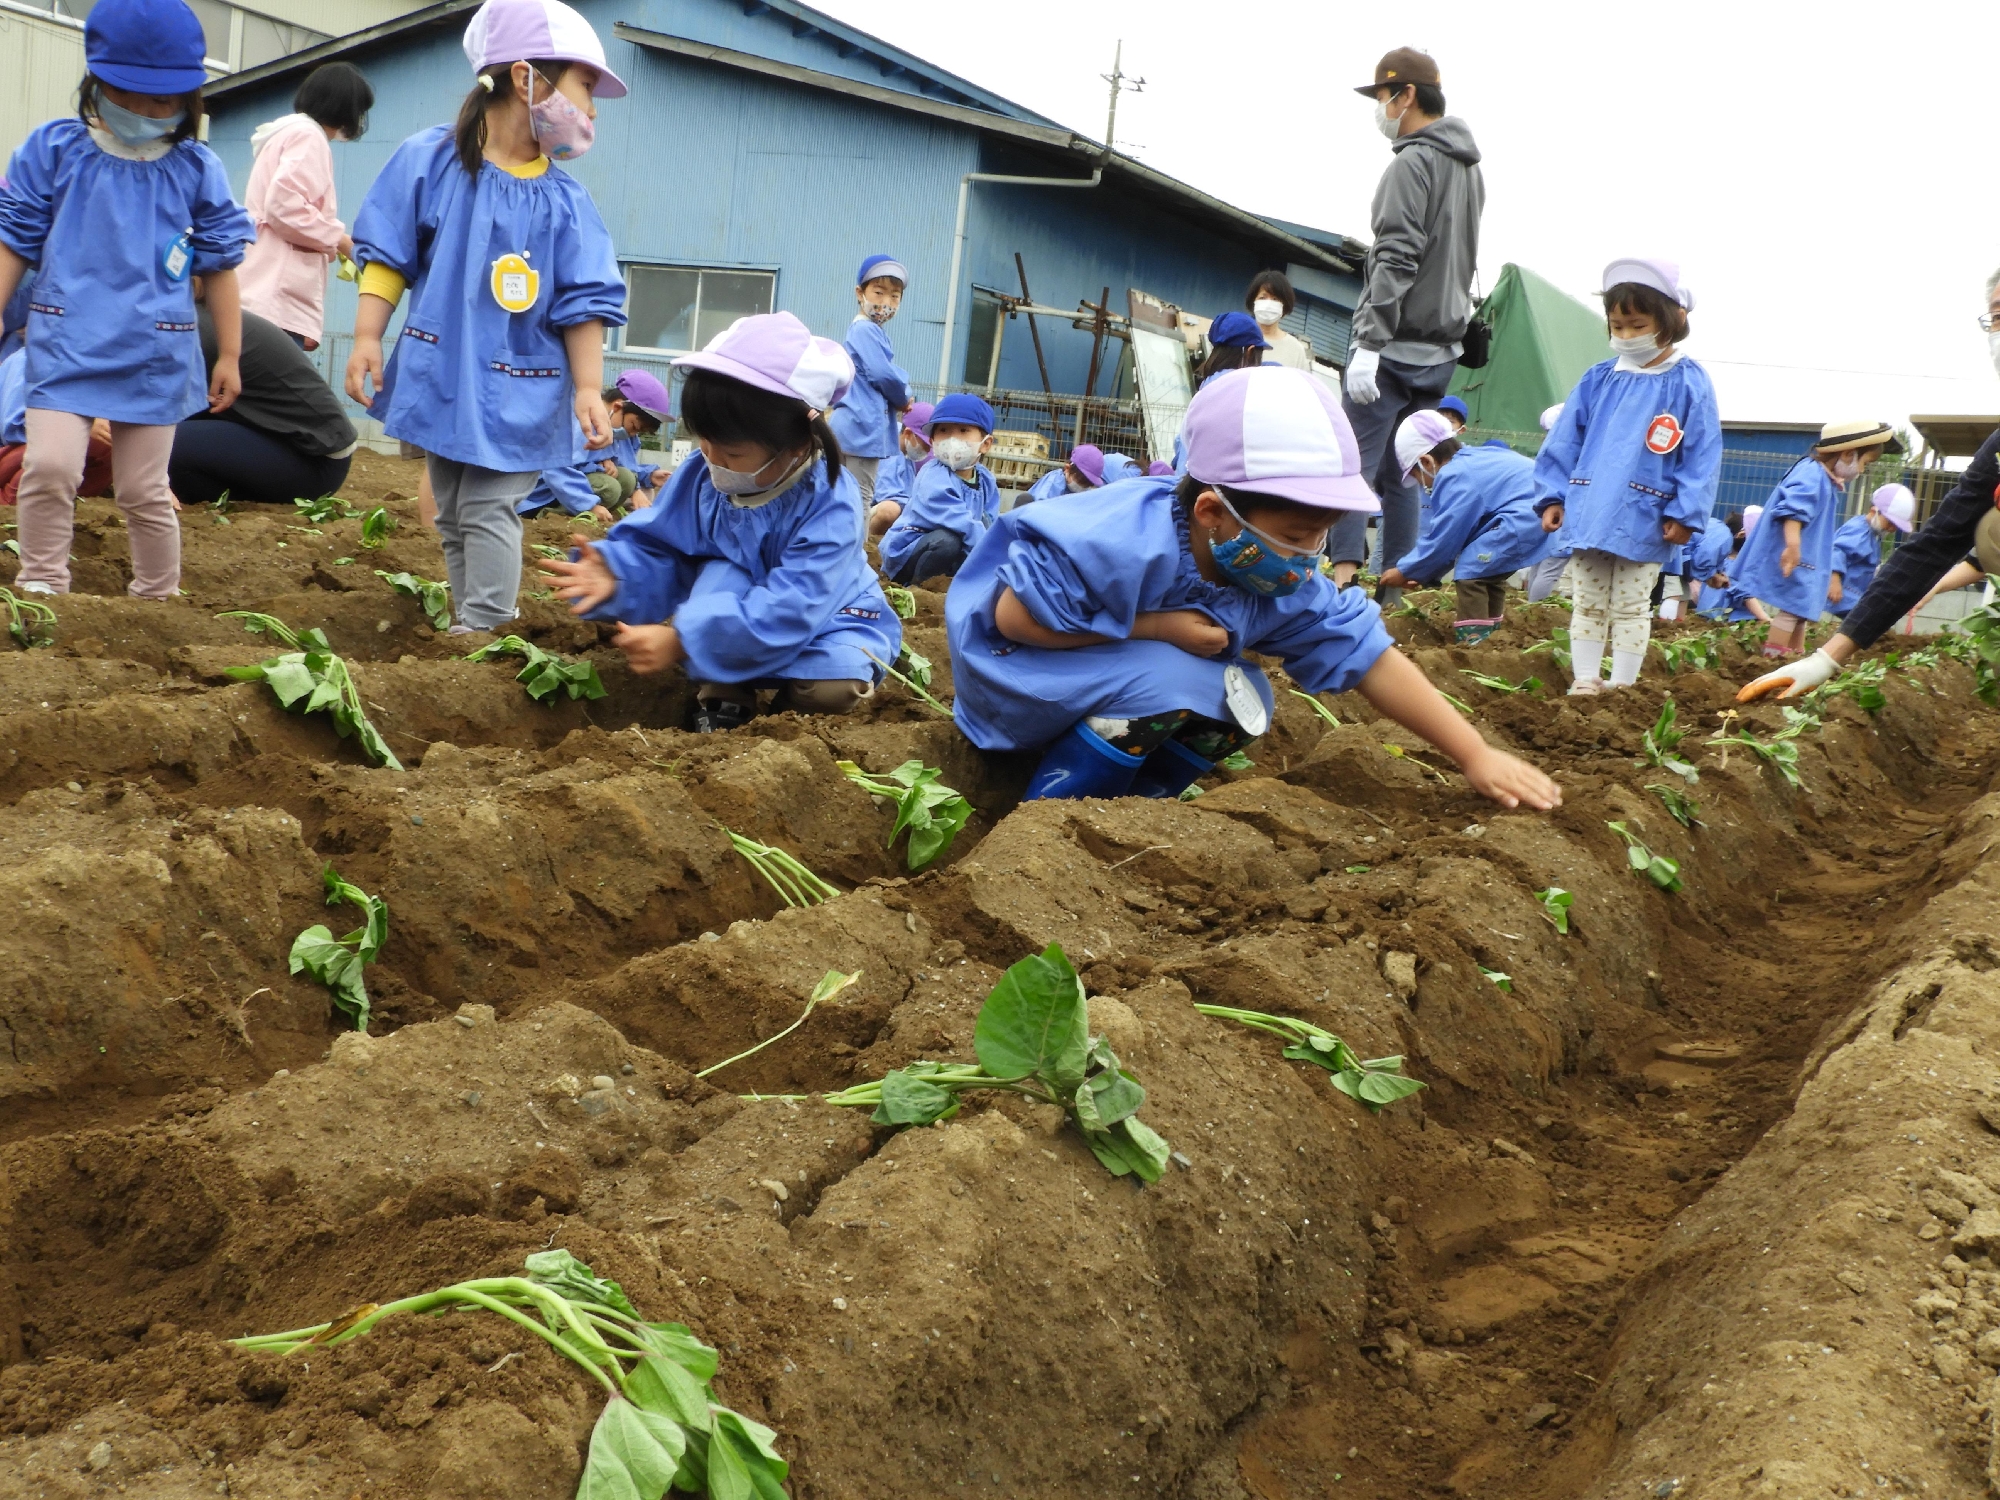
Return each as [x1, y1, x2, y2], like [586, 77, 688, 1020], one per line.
[611, 622, 682, 675]
[1458, 744, 1562, 811]
[1133, 609, 1228, 657]
[540, 537, 617, 612]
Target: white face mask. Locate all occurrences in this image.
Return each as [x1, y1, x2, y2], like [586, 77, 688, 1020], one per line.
[1988, 329, 2000, 379]
[705, 447, 812, 506]
[1373, 97, 1400, 141]
[1610, 334, 1663, 362]
[932, 436, 982, 472]
[1830, 454, 1862, 483]
[1252, 298, 1285, 328]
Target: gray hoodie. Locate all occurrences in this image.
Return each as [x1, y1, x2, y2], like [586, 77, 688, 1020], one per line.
[1350, 116, 1485, 363]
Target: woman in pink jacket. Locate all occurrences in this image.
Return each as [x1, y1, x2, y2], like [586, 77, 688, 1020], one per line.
[237, 62, 372, 350]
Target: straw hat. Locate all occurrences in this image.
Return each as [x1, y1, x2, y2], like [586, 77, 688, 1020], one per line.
[1813, 420, 1898, 455]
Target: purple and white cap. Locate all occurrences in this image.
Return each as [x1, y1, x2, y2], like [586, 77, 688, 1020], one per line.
[463, 0, 627, 97]
[1871, 483, 1916, 533]
[1181, 365, 1379, 512]
[673, 311, 855, 414]
[1394, 408, 1456, 479]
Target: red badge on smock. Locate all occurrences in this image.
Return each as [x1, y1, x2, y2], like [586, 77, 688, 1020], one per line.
[1644, 414, 1684, 455]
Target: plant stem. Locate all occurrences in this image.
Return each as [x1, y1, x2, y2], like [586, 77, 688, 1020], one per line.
[696, 971, 860, 1079]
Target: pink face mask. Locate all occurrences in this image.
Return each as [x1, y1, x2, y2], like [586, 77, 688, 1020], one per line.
[526, 71, 594, 161]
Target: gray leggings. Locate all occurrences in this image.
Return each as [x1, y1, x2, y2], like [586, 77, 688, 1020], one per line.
[427, 455, 535, 630]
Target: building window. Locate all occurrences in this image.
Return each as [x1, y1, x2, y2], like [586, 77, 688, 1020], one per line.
[623, 265, 775, 354]
[962, 289, 1005, 388]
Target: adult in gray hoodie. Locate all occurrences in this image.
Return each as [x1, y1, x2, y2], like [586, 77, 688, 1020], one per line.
[1332, 48, 1485, 602]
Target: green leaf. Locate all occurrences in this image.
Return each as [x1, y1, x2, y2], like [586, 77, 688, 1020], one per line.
[1287, 688, 1341, 728]
[376, 570, 453, 631]
[578, 1396, 687, 1500]
[712, 1410, 790, 1496]
[637, 1322, 719, 1385]
[871, 1067, 960, 1126]
[898, 647, 933, 688]
[525, 1248, 639, 1317]
[624, 1354, 712, 1432]
[883, 584, 917, 620]
[1111, 1116, 1171, 1182]
[1478, 964, 1512, 992]
[973, 945, 1089, 1090]
[359, 507, 393, 547]
[1645, 783, 1701, 829]
[1646, 854, 1684, 893]
[1355, 1071, 1427, 1106]
[1074, 1039, 1145, 1130]
[321, 864, 388, 961]
[1218, 750, 1255, 770]
[1626, 844, 1650, 874]
[288, 924, 370, 1031]
[1344, 864, 1371, 874]
[1532, 887, 1571, 934]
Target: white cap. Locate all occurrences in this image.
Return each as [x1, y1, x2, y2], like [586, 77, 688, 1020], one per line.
[1602, 256, 1693, 312]
[1539, 403, 1565, 433]
[1871, 482, 1916, 533]
[1394, 408, 1456, 480]
[1743, 504, 1764, 536]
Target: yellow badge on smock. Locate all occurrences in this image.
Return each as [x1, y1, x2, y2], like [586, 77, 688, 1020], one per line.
[490, 253, 539, 314]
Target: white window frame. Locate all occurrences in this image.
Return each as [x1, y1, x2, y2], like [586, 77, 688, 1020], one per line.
[618, 263, 778, 356]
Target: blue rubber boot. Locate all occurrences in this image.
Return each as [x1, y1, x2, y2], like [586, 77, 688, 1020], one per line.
[1129, 737, 1215, 799]
[1024, 722, 1144, 800]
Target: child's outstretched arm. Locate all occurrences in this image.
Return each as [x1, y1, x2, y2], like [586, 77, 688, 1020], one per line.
[564, 320, 612, 449]
[1356, 648, 1562, 810]
[202, 268, 243, 413]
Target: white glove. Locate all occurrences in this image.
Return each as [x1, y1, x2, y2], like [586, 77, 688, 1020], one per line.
[1736, 647, 1839, 703]
[1345, 346, 1382, 405]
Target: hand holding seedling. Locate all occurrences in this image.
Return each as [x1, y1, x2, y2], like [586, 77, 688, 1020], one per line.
[1133, 609, 1229, 657]
[1376, 566, 1408, 589]
[1355, 649, 1562, 810]
[612, 622, 683, 675]
[541, 537, 618, 612]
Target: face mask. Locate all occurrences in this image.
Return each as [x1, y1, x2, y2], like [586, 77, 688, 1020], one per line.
[1373, 97, 1400, 141]
[1209, 498, 1322, 598]
[862, 300, 897, 325]
[1830, 454, 1862, 482]
[526, 72, 594, 161]
[1610, 334, 1663, 362]
[932, 436, 982, 472]
[1988, 329, 2000, 379]
[96, 94, 183, 147]
[901, 437, 929, 462]
[706, 446, 807, 505]
[1065, 474, 1090, 495]
[1252, 298, 1285, 328]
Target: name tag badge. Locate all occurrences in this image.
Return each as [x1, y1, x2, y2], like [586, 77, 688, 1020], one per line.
[162, 232, 192, 284]
[1645, 413, 1684, 455]
[1223, 663, 1269, 737]
[490, 252, 539, 314]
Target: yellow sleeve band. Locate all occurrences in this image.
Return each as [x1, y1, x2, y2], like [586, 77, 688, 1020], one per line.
[357, 262, 407, 307]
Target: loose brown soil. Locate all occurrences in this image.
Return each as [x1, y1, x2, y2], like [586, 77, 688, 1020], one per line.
[3, 463, 1999, 1499]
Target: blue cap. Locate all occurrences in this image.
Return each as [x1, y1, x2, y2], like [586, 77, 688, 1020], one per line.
[857, 254, 908, 288]
[927, 393, 994, 434]
[87, 0, 209, 93]
[1208, 311, 1271, 350]
[1437, 395, 1468, 421]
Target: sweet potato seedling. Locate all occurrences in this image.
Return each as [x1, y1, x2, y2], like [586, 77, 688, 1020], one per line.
[1478, 964, 1513, 992]
[232, 1249, 787, 1500]
[1460, 669, 1542, 695]
[898, 646, 934, 689]
[358, 506, 395, 548]
[836, 759, 971, 871]
[883, 583, 917, 620]
[865, 650, 951, 716]
[1656, 631, 1723, 674]
[1607, 820, 1682, 893]
[1645, 783, 1702, 828]
[1706, 721, 1801, 790]
[822, 945, 1172, 1182]
[1, 586, 56, 649]
[724, 828, 841, 908]
[1192, 1005, 1425, 1112]
[376, 570, 452, 631]
[465, 635, 607, 702]
[1639, 697, 1699, 785]
[697, 970, 859, 1080]
[219, 612, 402, 769]
[294, 495, 356, 524]
[289, 863, 388, 1031]
[1533, 886, 1571, 934]
[1289, 688, 1341, 728]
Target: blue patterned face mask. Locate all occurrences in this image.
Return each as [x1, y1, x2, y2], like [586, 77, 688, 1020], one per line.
[1209, 498, 1323, 598]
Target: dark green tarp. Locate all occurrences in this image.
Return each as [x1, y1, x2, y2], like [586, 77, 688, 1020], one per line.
[1449, 263, 1605, 442]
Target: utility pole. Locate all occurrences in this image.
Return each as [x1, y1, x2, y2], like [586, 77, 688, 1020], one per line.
[1101, 40, 1144, 158]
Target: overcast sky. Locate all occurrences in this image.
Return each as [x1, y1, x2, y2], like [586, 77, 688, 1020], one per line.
[817, 0, 2000, 443]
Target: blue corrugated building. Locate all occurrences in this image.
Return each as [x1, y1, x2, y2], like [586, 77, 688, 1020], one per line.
[200, 0, 1361, 456]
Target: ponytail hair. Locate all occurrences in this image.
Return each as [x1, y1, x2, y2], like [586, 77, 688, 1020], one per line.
[679, 368, 845, 491]
[454, 59, 569, 177]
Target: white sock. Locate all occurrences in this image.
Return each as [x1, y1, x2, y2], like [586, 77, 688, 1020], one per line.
[1571, 635, 1607, 681]
[1610, 649, 1645, 687]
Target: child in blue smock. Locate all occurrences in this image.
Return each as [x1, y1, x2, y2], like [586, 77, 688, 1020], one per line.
[346, 0, 628, 633]
[1828, 483, 1913, 619]
[864, 401, 931, 541]
[541, 312, 900, 734]
[827, 254, 911, 514]
[946, 365, 1563, 809]
[1682, 515, 1734, 612]
[1534, 257, 1721, 695]
[1023, 443, 1107, 505]
[520, 368, 671, 521]
[0, 0, 254, 600]
[880, 393, 999, 584]
[1731, 421, 1895, 654]
[1378, 408, 1553, 644]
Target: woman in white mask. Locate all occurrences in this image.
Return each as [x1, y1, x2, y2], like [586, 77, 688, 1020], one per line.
[1728, 422, 1895, 657]
[1244, 272, 1312, 371]
[1741, 266, 2000, 702]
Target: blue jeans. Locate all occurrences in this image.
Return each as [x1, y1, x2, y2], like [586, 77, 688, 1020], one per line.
[1330, 354, 1458, 571]
[887, 528, 968, 585]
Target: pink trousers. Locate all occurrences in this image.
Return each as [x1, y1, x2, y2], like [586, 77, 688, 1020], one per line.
[15, 409, 180, 598]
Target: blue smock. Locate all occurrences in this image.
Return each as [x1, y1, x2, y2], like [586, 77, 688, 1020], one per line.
[0, 121, 252, 426]
[826, 317, 909, 460]
[1102, 453, 1144, 483]
[1395, 444, 1554, 585]
[1533, 356, 1722, 565]
[880, 460, 998, 576]
[946, 476, 1395, 752]
[584, 454, 900, 686]
[1730, 458, 1842, 620]
[873, 451, 923, 507]
[1024, 466, 1075, 504]
[0, 346, 25, 446]
[352, 127, 626, 474]
[1684, 517, 1733, 583]
[1828, 513, 1885, 618]
[520, 418, 663, 516]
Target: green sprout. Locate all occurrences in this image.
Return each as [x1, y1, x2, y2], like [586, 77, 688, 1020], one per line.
[464, 635, 607, 702]
[836, 759, 972, 871]
[376, 570, 452, 631]
[1, 586, 56, 649]
[1193, 1005, 1425, 1112]
[1533, 886, 1572, 934]
[288, 864, 388, 1032]
[1607, 820, 1682, 893]
[724, 828, 840, 908]
[220, 612, 402, 769]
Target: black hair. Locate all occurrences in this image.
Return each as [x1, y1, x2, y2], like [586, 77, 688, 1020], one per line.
[1411, 82, 1446, 116]
[1603, 282, 1690, 347]
[602, 390, 663, 433]
[294, 61, 373, 139]
[679, 368, 842, 488]
[1173, 474, 1332, 531]
[454, 60, 570, 178]
[1245, 270, 1295, 317]
[1424, 436, 1461, 470]
[1197, 342, 1264, 383]
[78, 74, 203, 145]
